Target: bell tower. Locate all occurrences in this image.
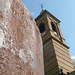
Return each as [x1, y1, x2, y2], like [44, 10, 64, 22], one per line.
[35, 10, 74, 75]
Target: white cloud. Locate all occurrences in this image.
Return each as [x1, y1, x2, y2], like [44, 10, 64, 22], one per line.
[71, 56, 75, 59]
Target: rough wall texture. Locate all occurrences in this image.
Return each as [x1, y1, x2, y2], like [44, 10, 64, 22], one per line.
[0, 0, 44, 75]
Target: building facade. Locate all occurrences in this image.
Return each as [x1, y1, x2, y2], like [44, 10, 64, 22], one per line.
[72, 59, 75, 69]
[35, 10, 74, 75]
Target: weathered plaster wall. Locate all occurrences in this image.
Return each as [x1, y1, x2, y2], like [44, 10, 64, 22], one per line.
[0, 0, 44, 75]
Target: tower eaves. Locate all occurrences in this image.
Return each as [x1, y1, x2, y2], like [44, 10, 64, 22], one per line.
[35, 10, 61, 23]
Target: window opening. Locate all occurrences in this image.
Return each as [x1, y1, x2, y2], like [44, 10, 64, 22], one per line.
[51, 22, 57, 35]
[39, 23, 46, 36]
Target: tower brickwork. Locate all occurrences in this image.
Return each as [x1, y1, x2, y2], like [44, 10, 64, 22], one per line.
[35, 10, 74, 75]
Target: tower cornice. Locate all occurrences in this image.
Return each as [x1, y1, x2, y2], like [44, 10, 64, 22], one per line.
[43, 35, 69, 49]
[35, 10, 61, 23]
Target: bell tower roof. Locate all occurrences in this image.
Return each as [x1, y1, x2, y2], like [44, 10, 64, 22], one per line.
[35, 10, 61, 23]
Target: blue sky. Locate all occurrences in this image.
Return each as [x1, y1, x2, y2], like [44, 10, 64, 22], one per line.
[22, 0, 75, 59]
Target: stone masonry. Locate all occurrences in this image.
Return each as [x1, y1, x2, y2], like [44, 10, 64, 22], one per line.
[0, 0, 44, 75]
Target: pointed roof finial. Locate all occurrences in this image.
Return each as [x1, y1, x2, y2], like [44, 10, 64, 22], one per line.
[39, 3, 44, 11]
